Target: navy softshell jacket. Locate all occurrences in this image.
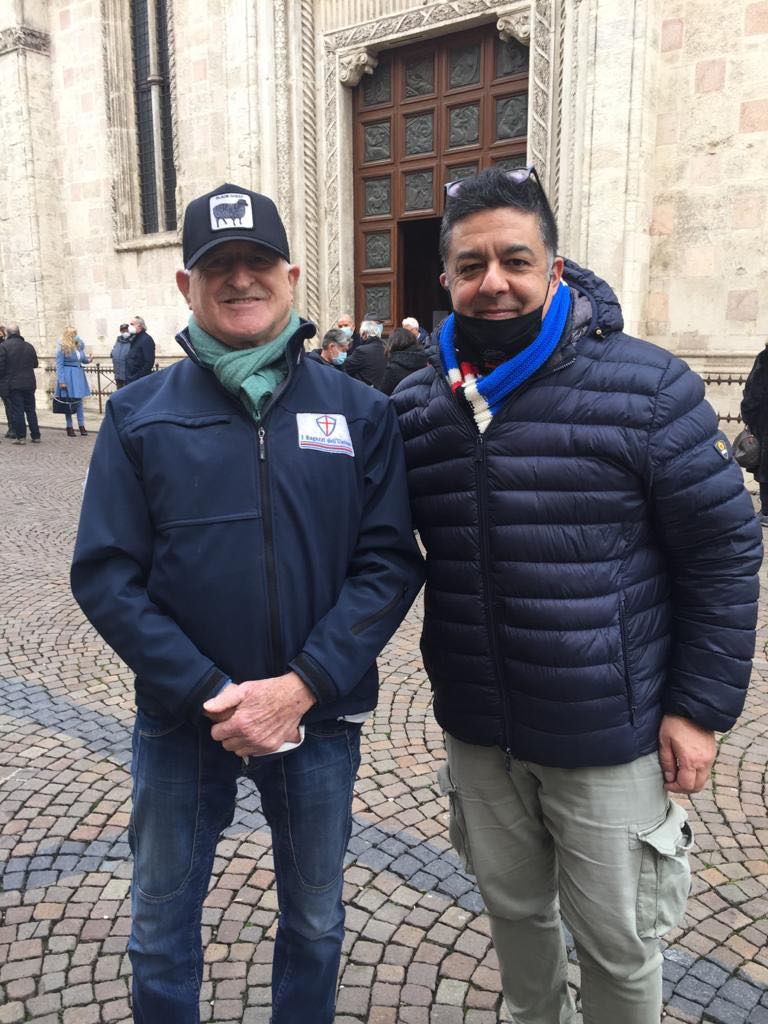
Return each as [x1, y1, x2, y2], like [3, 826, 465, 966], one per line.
[71, 324, 424, 722]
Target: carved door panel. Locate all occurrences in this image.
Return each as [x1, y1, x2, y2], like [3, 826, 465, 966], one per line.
[353, 25, 530, 332]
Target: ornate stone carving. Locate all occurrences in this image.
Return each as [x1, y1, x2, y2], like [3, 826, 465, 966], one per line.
[0, 26, 51, 57]
[300, 0, 321, 319]
[497, 12, 531, 44]
[339, 49, 378, 88]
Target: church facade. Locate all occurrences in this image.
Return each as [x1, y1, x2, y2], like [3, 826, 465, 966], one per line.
[1, 0, 766, 370]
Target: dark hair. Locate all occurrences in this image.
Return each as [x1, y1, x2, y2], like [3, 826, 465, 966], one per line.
[439, 167, 558, 268]
[386, 327, 417, 356]
[322, 328, 347, 350]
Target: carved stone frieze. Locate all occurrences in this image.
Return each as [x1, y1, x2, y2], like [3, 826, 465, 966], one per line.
[339, 49, 378, 88]
[497, 12, 531, 44]
[0, 26, 51, 57]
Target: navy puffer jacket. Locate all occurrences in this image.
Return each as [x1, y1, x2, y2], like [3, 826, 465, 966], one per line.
[392, 261, 762, 768]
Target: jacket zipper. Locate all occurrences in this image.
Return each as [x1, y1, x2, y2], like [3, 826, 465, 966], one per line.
[474, 431, 515, 749]
[435, 354, 577, 756]
[618, 598, 636, 724]
[351, 584, 408, 636]
[256, 423, 283, 675]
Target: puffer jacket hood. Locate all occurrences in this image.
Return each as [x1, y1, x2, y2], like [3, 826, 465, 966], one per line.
[393, 261, 761, 768]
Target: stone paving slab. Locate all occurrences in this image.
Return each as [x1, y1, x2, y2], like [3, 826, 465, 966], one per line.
[0, 427, 767, 1022]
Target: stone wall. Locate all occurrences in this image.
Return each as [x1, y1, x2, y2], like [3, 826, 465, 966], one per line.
[0, 0, 765, 371]
[646, 0, 768, 367]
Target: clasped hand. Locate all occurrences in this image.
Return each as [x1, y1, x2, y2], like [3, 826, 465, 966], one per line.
[203, 671, 316, 757]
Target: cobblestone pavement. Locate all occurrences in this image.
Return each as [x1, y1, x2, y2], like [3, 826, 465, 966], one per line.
[1, 427, 767, 1024]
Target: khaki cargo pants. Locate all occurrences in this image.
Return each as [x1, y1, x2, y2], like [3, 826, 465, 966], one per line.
[440, 736, 693, 1024]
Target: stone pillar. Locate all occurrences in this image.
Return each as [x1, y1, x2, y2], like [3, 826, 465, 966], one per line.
[0, 0, 69, 351]
[564, 0, 660, 336]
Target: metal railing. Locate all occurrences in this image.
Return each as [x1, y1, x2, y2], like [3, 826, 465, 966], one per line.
[35, 361, 749, 424]
[38, 356, 181, 414]
[701, 372, 748, 427]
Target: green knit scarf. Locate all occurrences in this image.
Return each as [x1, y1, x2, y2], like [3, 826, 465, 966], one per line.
[188, 310, 300, 421]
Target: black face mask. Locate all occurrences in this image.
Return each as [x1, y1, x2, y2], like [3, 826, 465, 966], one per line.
[454, 305, 545, 369]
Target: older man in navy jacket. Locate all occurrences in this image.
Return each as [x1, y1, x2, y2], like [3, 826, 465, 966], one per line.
[392, 167, 762, 1024]
[71, 183, 423, 1024]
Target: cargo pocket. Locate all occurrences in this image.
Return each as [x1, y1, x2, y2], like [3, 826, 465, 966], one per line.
[635, 800, 693, 938]
[437, 762, 474, 875]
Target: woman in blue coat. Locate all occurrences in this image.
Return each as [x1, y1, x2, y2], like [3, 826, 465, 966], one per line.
[55, 326, 91, 436]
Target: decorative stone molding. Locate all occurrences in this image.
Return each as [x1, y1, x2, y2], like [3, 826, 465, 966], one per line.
[0, 26, 51, 57]
[338, 49, 378, 88]
[497, 12, 531, 44]
[320, 0, 559, 318]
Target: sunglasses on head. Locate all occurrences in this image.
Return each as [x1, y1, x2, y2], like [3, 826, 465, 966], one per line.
[443, 164, 543, 201]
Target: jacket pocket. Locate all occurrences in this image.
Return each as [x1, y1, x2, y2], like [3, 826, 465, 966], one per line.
[618, 598, 636, 724]
[350, 584, 408, 636]
[437, 763, 474, 874]
[635, 800, 693, 938]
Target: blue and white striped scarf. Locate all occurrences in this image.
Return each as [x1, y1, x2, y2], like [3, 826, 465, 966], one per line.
[439, 281, 572, 433]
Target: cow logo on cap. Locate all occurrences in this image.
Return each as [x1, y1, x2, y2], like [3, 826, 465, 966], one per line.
[209, 192, 254, 231]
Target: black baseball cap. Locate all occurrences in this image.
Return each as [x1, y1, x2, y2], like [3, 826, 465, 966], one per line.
[182, 183, 290, 269]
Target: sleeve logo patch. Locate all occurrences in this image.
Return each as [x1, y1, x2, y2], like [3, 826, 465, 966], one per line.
[714, 438, 730, 461]
[209, 193, 254, 230]
[297, 413, 355, 457]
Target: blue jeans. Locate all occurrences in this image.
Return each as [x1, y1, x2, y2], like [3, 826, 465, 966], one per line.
[128, 711, 361, 1023]
[64, 399, 85, 428]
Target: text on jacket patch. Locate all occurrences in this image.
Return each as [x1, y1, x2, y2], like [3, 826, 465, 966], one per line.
[296, 413, 355, 456]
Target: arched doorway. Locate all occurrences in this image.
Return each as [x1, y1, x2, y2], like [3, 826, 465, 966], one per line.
[353, 24, 530, 333]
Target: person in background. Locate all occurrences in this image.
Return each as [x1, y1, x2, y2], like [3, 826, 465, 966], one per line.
[0, 323, 41, 445]
[111, 323, 133, 389]
[381, 326, 429, 396]
[125, 315, 155, 382]
[336, 312, 361, 352]
[344, 318, 387, 390]
[55, 326, 91, 437]
[741, 339, 768, 526]
[0, 323, 14, 438]
[306, 328, 350, 370]
[402, 315, 430, 348]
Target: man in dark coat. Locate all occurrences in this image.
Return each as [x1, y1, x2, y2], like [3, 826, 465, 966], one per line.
[344, 317, 386, 389]
[125, 315, 156, 382]
[740, 341, 768, 525]
[0, 323, 41, 444]
[305, 328, 350, 369]
[392, 167, 762, 1024]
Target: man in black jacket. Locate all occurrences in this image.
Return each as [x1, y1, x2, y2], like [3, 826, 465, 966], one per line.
[71, 183, 423, 1023]
[0, 324, 41, 444]
[392, 168, 762, 1024]
[344, 317, 386, 389]
[125, 315, 156, 382]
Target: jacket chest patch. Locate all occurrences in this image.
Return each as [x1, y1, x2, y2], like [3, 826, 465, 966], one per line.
[296, 413, 355, 456]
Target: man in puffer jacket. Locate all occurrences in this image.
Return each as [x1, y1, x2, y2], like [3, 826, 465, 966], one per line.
[391, 167, 762, 1024]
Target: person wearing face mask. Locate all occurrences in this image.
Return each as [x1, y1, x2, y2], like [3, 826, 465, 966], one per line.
[336, 313, 361, 352]
[124, 315, 156, 383]
[306, 328, 350, 370]
[110, 323, 133, 389]
[391, 167, 762, 1024]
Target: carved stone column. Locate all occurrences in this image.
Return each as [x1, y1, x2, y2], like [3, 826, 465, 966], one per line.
[0, 11, 69, 352]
